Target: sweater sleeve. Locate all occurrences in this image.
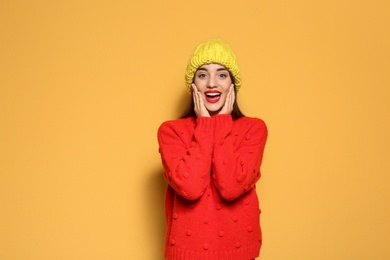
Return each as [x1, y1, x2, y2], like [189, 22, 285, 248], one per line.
[157, 117, 214, 200]
[212, 115, 268, 201]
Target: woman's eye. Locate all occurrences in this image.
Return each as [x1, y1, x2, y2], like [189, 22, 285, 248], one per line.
[198, 73, 207, 78]
[219, 73, 228, 78]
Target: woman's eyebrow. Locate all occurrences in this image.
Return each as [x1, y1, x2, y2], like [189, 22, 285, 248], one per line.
[197, 67, 227, 72]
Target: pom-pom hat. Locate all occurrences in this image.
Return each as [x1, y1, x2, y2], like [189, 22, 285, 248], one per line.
[185, 38, 241, 92]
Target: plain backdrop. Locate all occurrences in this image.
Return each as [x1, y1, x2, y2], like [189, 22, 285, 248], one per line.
[1, 0, 390, 259]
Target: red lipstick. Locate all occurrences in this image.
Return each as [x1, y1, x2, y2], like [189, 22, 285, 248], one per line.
[204, 90, 221, 103]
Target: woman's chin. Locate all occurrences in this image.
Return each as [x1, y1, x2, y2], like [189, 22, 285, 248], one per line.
[206, 106, 223, 116]
[206, 104, 222, 112]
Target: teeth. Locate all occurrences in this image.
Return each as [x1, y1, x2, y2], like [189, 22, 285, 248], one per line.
[206, 93, 221, 97]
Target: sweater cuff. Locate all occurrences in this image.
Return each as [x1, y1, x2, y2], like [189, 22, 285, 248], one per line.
[213, 114, 233, 140]
[194, 116, 214, 139]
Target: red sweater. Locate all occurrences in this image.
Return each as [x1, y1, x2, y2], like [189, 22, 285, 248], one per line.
[158, 114, 268, 260]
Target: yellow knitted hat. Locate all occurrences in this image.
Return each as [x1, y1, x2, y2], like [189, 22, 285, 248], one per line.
[185, 38, 241, 92]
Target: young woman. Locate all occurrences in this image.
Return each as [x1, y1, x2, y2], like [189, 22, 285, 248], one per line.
[157, 38, 268, 260]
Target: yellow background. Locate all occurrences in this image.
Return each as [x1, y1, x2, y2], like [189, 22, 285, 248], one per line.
[1, 0, 389, 259]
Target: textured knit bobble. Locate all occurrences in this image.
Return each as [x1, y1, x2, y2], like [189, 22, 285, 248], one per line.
[185, 38, 241, 92]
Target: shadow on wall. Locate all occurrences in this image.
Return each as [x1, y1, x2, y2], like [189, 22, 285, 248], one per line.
[144, 166, 167, 260]
[143, 85, 189, 259]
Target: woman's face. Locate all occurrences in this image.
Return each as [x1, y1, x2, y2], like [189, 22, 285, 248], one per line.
[193, 63, 233, 116]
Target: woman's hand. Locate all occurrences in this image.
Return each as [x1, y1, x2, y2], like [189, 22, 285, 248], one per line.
[192, 84, 211, 117]
[219, 84, 235, 115]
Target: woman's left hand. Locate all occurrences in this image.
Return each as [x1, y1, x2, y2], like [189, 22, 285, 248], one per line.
[219, 84, 235, 115]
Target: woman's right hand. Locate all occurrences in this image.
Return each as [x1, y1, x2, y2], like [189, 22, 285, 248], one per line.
[192, 84, 210, 117]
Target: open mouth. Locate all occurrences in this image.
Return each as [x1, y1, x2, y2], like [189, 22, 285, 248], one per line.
[205, 91, 221, 103]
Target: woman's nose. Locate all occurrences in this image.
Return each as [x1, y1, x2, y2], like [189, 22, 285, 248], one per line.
[207, 76, 217, 88]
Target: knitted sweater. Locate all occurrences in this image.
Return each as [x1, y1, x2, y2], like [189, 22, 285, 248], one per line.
[157, 114, 268, 260]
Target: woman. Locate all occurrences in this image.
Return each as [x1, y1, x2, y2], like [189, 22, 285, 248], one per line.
[158, 38, 268, 260]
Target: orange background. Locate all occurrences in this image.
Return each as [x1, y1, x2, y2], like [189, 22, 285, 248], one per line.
[1, 0, 389, 259]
